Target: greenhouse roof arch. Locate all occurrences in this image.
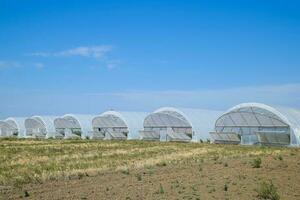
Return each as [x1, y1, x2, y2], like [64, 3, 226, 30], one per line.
[54, 114, 95, 139]
[0, 120, 12, 137]
[25, 115, 58, 138]
[143, 107, 223, 141]
[92, 111, 148, 139]
[4, 117, 26, 137]
[214, 102, 300, 146]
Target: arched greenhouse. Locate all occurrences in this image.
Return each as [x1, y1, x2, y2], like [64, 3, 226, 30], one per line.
[54, 114, 95, 139]
[0, 117, 26, 138]
[25, 116, 57, 138]
[141, 107, 222, 142]
[92, 111, 148, 140]
[212, 103, 300, 146]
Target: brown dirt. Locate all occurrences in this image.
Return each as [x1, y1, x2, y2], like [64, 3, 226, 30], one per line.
[1, 148, 300, 200]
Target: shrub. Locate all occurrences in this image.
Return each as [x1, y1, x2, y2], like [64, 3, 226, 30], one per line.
[256, 181, 280, 200]
[251, 157, 262, 168]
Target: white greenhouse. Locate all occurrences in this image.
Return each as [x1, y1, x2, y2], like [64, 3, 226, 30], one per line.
[92, 111, 148, 140]
[141, 107, 222, 142]
[25, 116, 58, 138]
[54, 114, 95, 139]
[0, 117, 26, 138]
[212, 103, 300, 146]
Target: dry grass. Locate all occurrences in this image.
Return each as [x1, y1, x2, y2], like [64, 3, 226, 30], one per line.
[0, 138, 290, 189]
[1, 138, 300, 199]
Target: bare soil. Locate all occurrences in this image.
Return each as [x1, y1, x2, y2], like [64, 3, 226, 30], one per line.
[1, 143, 300, 200]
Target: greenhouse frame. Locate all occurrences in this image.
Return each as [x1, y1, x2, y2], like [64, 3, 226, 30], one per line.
[141, 107, 222, 142]
[25, 116, 57, 138]
[54, 114, 95, 139]
[212, 103, 300, 146]
[92, 111, 148, 140]
[0, 117, 26, 138]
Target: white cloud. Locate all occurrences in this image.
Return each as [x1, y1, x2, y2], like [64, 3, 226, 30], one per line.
[0, 61, 22, 69]
[0, 61, 45, 70]
[34, 62, 44, 69]
[30, 45, 113, 58]
[106, 60, 121, 69]
[29, 52, 50, 57]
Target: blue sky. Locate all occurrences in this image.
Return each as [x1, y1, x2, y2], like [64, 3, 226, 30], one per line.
[0, 0, 300, 117]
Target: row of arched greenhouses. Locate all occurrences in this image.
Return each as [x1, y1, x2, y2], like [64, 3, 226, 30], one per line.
[1, 102, 300, 147]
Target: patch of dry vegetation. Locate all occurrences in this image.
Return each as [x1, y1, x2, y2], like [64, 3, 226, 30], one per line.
[0, 138, 289, 189]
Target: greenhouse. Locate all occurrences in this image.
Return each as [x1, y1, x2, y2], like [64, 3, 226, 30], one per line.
[0, 117, 26, 137]
[141, 107, 222, 142]
[25, 116, 57, 138]
[0, 121, 12, 137]
[212, 103, 300, 146]
[92, 111, 148, 140]
[54, 114, 95, 139]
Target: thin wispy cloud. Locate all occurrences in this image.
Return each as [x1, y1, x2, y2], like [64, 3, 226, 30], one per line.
[34, 62, 44, 69]
[0, 61, 22, 69]
[106, 60, 121, 69]
[30, 45, 113, 58]
[0, 61, 45, 70]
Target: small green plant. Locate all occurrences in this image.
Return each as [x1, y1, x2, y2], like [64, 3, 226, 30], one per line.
[157, 161, 167, 167]
[208, 187, 216, 193]
[159, 183, 164, 194]
[290, 152, 296, 156]
[198, 166, 203, 172]
[213, 155, 219, 161]
[191, 186, 197, 192]
[224, 162, 228, 167]
[256, 181, 280, 200]
[77, 172, 85, 179]
[24, 190, 30, 197]
[277, 155, 283, 161]
[224, 183, 228, 191]
[121, 169, 130, 175]
[136, 174, 142, 181]
[251, 157, 262, 168]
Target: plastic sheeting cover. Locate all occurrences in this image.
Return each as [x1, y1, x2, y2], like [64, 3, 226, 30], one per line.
[25, 116, 58, 138]
[93, 111, 148, 140]
[4, 117, 26, 137]
[54, 114, 96, 139]
[215, 103, 300, 146]
[145, 107, 223, 141]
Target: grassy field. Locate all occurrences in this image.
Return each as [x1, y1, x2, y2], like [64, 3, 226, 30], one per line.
[0, 138, 299, 199]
